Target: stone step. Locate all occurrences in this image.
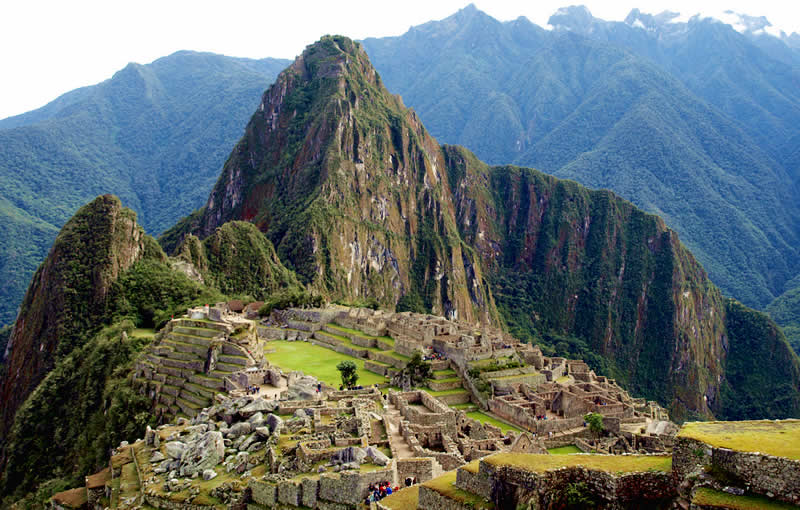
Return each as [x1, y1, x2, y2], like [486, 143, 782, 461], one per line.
[160, 357, 204, 372]
[432, 369, 457, 380]
[169, 332, 213, 347]
[180, 387, 212, 407]
[173, 325, 221, 338]
[189, 373, 226, 391]
[173, 318, 230, 333]
[165, 339, 208, 356]
[183, 381, 217, 399]
[428, 378, 463, 391]
[175, 397, 201, 417]
[163, 350, 200, 362]
[218, 353, 249, 366]
[213, 361, 242, 373]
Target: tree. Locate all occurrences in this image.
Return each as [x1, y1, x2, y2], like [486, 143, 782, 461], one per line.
[392, 352, 432, 390]
[336, 360, 359, 389]
[584, 412, 604, 436]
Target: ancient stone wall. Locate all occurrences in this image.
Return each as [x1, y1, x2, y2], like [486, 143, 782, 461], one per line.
[397, 458, 436, 484]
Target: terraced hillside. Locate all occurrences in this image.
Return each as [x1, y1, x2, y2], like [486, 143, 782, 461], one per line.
[134, 318, 255, 418]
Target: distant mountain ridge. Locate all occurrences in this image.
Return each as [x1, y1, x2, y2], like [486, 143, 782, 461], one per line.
[0, 51, 290, 326]
[361, 4, 800, 311]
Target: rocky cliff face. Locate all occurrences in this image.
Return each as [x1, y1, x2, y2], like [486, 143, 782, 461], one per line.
[166, 36, 495, 323]
[0, 195, 149, 440]
[162, 36, 799, 420]
[443, 146, 731, 419]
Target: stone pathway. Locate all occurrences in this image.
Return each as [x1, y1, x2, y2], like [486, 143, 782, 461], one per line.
[385, 401, 415, 459]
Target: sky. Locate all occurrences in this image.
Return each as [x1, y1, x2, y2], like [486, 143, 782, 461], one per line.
[1, 0, 798, 120]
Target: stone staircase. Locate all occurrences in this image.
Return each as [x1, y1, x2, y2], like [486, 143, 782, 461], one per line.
[134, 318, 253, 418]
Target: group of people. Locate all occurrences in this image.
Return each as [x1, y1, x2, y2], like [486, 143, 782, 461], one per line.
[535, 414, 548, 420]
[364, 481, 399, 505]
[246, 385, 260, 395]
[423, 351, 447, 361]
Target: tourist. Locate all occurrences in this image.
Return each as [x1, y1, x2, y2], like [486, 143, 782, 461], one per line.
[405, 476, 412, 487]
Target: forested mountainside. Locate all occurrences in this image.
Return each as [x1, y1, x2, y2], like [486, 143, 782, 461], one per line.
[361, 5, 800, 311]
[0, 198, 302, 502]
[166, 36, 800, 422]
[0, 51, 289, 327]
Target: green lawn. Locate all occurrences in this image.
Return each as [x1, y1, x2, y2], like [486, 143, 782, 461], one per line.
[678, 420, 800, 460]
[264, 340, 388, 387]
[693, 487, 798, 510]
[467, 411, 523, 434]
[423, 471, 494, 509]
[484, 453, 672, 474]
[131, 328, 155, 338]
[548, 445, 582, 455]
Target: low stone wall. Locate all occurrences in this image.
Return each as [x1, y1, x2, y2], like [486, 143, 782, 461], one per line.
[674, 436, 800, 505]
[417, 485, 476, 510]
[481, 460, 675, 508]
[456, 465, 492, 499]
[397, 458, 436, 484]
[364, 360, 389, 376]
[428, 378, 463, 391]
[435, 392, 472, 405]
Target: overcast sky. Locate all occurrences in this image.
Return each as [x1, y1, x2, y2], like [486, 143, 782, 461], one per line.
[1, 0, 798, 119]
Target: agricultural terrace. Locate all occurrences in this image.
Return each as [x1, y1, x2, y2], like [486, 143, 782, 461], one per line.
[678, 420, 800, 460]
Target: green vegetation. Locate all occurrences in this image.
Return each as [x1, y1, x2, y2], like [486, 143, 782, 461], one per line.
[720, 300, 800, 420]
[0, 321, 155, 504]
[678, 420, 800, 460]
[257, 287, 324, 317]
[584, 413, 604, 435]
[548, 445, 582, 455]
[336, 360, 359, 389]
[0, 52, 289, 327]
[692, 487, 799, 510]
[559, 481, 599, 509]
[264, 340, 387, 387]
[466, 411, 523, 434]
[484, 453, 672, 473]
[176, 222, 301, 301]
[380, 486, 419, 510]
[422, 471, 494, 509]
[767, 281, 800, 354]
[363, 7, 800, 310]
[395, 352, 433, 388]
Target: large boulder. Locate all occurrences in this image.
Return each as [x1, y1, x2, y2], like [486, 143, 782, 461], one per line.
[331, 446, 366, 465]
[165, 441, 186, 460]
[240, 398, 278, 417]
[364, 446, 390, 466]
[266, 413, 284, 436]
[227, 422, 252, 438]
[180, 431, 225, 477]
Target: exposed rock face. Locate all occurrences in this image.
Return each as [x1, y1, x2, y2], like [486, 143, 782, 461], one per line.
[162, 36, 799, 420]
[166, 36, 496, 323]
[0, 195, 150, 442]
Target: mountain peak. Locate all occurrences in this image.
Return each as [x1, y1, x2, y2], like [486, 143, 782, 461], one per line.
[548, 5, 596, 31]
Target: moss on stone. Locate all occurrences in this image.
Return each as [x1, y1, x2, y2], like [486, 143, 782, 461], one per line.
[678, 420, 800, 460]
[484, 452, 672, 474]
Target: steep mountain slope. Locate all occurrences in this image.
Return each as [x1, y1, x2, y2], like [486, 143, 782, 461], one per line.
[174, 221, 302, 300]
[165, 36, 497, 324]
[360, 5, 800, 310]
[0, 196, 302, 501]
[168, 36, 800, 421]
[0, 51, 289, 327]
[0, 195, 150, 442]
[767, 275, 800, 353]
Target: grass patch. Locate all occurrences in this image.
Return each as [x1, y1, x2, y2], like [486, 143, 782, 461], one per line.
[381, 485, 419, 510]
[265, 340, 388, 387]
[678, 420, 800, 459]
[423, 471, 494, 508]
[693, 487, 799, 509]
[484, 453, 673, 473]
[467, 411, 523, 434]
[450, 403, 478, 410]
[556, 375, 572, 383]
[131, 328, 156, 338]
[548, 445, 582, 455]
